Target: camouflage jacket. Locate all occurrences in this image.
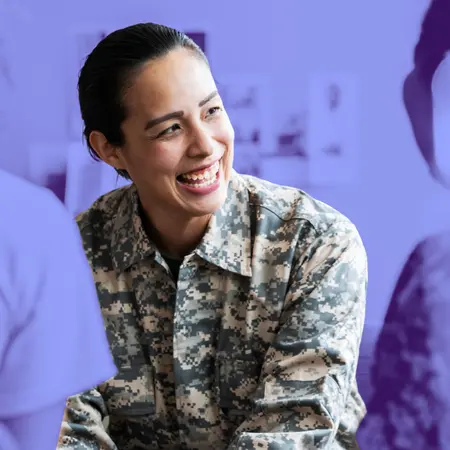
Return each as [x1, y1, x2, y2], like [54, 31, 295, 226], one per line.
[58, 171, 367, 450]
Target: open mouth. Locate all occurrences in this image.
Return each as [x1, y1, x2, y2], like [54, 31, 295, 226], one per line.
[176, 161, 220, 188]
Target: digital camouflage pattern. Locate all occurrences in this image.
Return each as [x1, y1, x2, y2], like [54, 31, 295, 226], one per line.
[58, 170, 367, 450]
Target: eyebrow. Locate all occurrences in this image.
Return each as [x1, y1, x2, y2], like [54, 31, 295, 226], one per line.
[144, 90, 219, 131]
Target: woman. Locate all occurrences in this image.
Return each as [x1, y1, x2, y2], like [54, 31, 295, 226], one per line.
[358, 0, 450, 448]
[58, 22, 367, 450]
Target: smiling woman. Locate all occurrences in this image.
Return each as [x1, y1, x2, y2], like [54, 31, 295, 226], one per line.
[58, 23, 368, 450]
[79, 28, 234, 257]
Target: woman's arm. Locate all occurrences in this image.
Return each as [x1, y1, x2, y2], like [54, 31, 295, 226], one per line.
[227, 219, 367, 449]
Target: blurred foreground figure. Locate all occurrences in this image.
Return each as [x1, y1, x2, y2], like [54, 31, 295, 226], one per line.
[358, 236, 450, 450]
[0, 169, 117, 449]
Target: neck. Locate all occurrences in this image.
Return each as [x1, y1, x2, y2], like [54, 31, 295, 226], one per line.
[139, 201, 211, 260]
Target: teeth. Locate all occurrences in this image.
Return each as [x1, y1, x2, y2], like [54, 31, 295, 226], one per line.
[180, 161, 219, 183]
[178, 163, 219, 188]
[194, 175, 217, 187]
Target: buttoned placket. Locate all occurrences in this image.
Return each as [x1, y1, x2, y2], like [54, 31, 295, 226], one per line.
[172, 253, 225, 448]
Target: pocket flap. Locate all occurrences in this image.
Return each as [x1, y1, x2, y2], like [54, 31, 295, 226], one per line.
[101, 364, 156, 416]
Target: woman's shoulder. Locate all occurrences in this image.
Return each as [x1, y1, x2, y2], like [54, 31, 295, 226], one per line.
[235, 172, 352, 235]
[76, 184, 135, 238]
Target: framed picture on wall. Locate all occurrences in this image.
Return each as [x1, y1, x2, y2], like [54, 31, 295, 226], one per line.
[214, 73, 273, 176]
[307, 73, 359, 186]
[257, 79, 310, 188]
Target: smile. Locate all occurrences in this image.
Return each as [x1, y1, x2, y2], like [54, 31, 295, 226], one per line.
[177, 161, 220, 188]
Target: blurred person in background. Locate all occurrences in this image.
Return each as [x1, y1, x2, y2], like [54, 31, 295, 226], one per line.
[58, 23, 367, 450]
[358, 0, 450, 448]
[0, 169, 117, 449]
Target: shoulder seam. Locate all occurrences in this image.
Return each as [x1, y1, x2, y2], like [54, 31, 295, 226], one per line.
[253, 201, 347, 236]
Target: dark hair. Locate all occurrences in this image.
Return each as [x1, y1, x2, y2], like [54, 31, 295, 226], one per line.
[413, 0, 450, 85]
[78, 23, 208, 179]
[403, 0, 450, 188]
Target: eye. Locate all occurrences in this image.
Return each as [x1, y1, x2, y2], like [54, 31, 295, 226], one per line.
[157, 123, 181, 138]
[206, 106, 222, 117]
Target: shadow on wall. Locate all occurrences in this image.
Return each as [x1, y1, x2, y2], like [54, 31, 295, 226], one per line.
[358, 0, 450, 448]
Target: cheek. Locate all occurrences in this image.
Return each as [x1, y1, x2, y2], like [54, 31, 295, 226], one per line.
[151, 146, 181, 172]
[433, 113, 450, 178]
[227, 123, 235, 143]
[217, 115, 235, 146]
[124, 142, 180, 179]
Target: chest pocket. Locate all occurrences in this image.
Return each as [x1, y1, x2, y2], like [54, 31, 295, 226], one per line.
[100, 363, 156, 416]
[99, 364, 157, 449]
[99, 290, 156, 417]
[216, 356, 263, 427]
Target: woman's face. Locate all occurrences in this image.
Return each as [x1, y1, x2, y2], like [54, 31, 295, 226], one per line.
[431, 51, 450, 182]
[108, 47, 234, 219]
[404, 51, 450, 187]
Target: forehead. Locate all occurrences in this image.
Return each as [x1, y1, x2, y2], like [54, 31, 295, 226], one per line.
[124, 48, 216, 116]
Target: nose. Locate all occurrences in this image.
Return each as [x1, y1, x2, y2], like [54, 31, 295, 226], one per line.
[186, 125, 215, 158]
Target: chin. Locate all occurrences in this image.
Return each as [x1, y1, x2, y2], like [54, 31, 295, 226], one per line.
[188, 182, 228, 217]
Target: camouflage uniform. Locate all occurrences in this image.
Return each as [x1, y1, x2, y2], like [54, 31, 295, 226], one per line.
[58, 171, 367, 450]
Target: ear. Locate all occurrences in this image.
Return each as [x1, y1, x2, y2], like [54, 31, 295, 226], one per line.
[89, 131, 127, 172]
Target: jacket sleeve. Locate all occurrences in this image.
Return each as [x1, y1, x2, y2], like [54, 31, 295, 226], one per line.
[227, 219, 368, 449]
[58, 389, 117, 449]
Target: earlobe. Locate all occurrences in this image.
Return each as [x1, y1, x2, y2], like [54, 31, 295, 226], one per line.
[88, 131, 124, 171]
[88, 131, 108, 160]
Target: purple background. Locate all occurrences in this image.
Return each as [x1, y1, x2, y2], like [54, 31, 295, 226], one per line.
[1, 0, 449, 447]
